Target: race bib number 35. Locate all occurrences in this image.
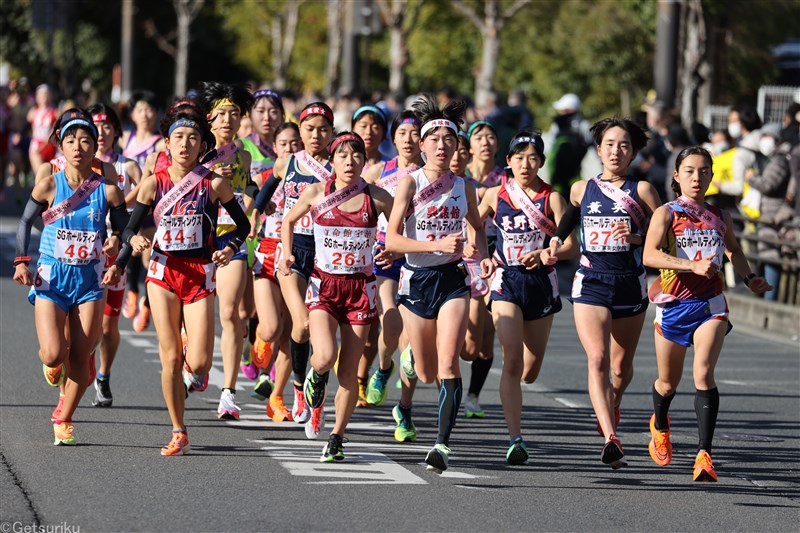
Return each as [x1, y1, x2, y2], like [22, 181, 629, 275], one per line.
[583, 216, 630, 253]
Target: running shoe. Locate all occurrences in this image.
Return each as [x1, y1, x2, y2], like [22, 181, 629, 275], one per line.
[366, 361, 394, 406]
[122, 290, 138, 319]
[464, 394, 485, 419]
[292, 386, 311, 424]
[250, 374, 274, 401]
[251, 336, 272, 369]
[506, 437, 529, 466]
[648, 414, 672, 466]
[51, 394, 65, 422]
[399, 347, 416, 380]
[133, 296, 151, 332]
[320, 433, 345, 463]
[425, 443, 450, 474]
[395, 377, 402, 389]
[217, 389, 241, 420]
[53, 421, 76, 446]
[693, 450, 718, 482]
[305, 404, 325, 440]
[392, 404, 417, 442]
[304, 369, 328, 409]
[161, 431, 190, 456]
[357, 377, 369, 407]
[240, 347, 259, 381]
[43, 363, 65, 387]
[92, 377, 113, 407]
[182, 363, 208, 393]
[267, 396, 293, 422]
[601, 435, 627, 470]
[596, 404, 621, 435]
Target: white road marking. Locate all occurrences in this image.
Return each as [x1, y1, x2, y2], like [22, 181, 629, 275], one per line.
[554, 397, 589, 409]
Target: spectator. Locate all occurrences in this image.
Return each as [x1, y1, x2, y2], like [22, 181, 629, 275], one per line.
[664, 124, 693, 201]
[714, 105, 763, 212]
[26, 84, 57, 172]
[547, 93, 592, 195]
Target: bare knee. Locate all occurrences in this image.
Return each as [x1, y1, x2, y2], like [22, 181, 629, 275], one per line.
[257, 320, 280, 343]
[586, 352, 609, 375]
[292, 320, 310, 343]
[655, 378, 678, 397]
[503, 357, 524, 381]
[40, 345, 67, 367]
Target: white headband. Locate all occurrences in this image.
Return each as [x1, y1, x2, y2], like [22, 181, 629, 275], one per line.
[421, 118, 457, 138]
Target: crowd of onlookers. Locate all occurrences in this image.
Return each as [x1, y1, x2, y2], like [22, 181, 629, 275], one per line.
[2, 77, 798, 301]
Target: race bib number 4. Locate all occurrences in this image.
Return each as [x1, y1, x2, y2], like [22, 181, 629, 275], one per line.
[155, 215, 202, 251]
[54, 229, 102, 265]
[676, 229, 724, 267]
[583, 216, 630, 253]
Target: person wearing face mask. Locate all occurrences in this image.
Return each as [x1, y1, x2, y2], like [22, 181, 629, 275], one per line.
[548, 94, 592, 196]
[716, 106, 763, 213]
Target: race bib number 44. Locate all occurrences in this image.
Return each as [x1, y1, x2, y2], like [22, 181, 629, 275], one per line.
[583, 216, 630, 253]
[155, 215, 202, 251]
[54, 229, 102, 265]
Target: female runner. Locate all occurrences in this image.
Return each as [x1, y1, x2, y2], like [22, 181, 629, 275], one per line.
[541, 117, 661, 469]
[199, 82, 255, 420]
[643, 146, 771, 481]
[114, 106, 250, 455]
[478, 132, 576, 464]
[385, 94, 493, 472]
[14, 109, 129, 445]
[280, 132, 394, 460]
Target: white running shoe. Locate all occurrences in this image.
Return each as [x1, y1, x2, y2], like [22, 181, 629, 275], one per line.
[305, 404, 325, 439]
[292, 386, 311, 424]
[217, 389, 241, 420]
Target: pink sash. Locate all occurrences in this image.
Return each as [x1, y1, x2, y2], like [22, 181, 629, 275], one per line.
[378, 163, 416, 190]
[675, 196, 726, 236]
[248, 133, 277, 161]
[202, 142, 239, 170]
[123, 133, 161, 158]
[483, 166, 505, 187]
[295, 150, 332, 182]
[42, 173, 105, 225]
[648, 276, 679, 304]
[310, 179, 368, 221]
[504, 180, 556, 237]
[590, 176, 646, 228]
[406, 171, 457, 217]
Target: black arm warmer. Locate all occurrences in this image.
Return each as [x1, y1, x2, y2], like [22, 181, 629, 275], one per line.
[114, 201, 152, 269]
[108, 203, 130, 236]
[245, 175, 259, 199]
[221, 197, 250, 251]
[554, 202, 580, 242]
[16, 198, 48, 258]
[253, 175, 281, 213]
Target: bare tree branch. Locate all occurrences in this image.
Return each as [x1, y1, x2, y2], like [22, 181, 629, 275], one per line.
[404, 0, 424, 37]
[143, 19, 177, 57]
[450, 0, 483, 30]
[375, 0, 393, 26]
[501, 0, 530, 20]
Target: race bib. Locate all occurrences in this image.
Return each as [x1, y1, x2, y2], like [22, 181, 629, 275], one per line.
[675, 229, 724, 267]
[34, 263, 53, 291]
[500, 229, 543, 266]
[54, 229, 102, 265]
[583, 216, 630, 253]
[155, 215, 203, 251]
[218, 192, 246, 226]
[315, 226, 376, 275]
[305, 276, 321, 305]
[284, 196, 314, 235]
[147, 252, 166, 281]
[203, 263, 216, 291]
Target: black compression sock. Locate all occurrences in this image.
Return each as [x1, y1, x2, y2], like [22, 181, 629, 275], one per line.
[695, 387, 720, 453]
[248, 318, 258, 343]
[290, 339, 310, 384]
[652, 384, 676, 430]
[436, 378, 463, 447]
[468, 357, 493, 397]
[126, 258, 142, 292]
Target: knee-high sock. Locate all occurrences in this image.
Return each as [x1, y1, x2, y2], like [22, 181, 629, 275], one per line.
[652, 385, 676, 430]
[695, 387, 720, 452]
[468, 357, 493, 397]
[290, 339, 310, 385]
[436, 378, 463, 446]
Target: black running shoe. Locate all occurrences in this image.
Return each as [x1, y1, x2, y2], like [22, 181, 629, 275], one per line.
[320, 433, 345, 463]
[92, 378, 113, 407]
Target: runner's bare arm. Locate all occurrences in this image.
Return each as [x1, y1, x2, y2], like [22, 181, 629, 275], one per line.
[385, 175, 442, 255]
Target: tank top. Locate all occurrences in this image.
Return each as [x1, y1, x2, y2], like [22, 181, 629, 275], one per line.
[241, 136, 276, 176]
[493, 181, 553, 271]
[242, 137, 282, 241]
[657, 201, 725, 300]
[282, 153, 332, 249]
[313, 180, 378, 276]
[403, 169, 467, 268]
[31, 107, 57, 145]
[124, 132, 162, 169]
[215, 151, 250, 236]
[579, 177, 644, 273]
[39, 170, 108, 266]
[152, 168, 216, 260]
[376, 157, 402, 239]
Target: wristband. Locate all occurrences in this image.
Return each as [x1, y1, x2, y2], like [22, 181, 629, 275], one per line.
[743, 273, 756, 287]
[13, 256, 32, 266]
[551, 236, 564, 247]
[226, 241, 240, 254]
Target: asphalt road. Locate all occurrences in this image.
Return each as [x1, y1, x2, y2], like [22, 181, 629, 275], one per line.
[1, 218, 798, 532]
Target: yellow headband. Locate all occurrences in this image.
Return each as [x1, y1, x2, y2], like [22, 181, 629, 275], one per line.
[211, 98, 240, 113]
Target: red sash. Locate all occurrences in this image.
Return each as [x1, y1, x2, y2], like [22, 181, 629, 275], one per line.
[406, 171, 456, 217]
[310, 179, 368, 221]
[504, 180, 556, 237]
[42, 173, 105, 225]
[590, 176, 646, 228]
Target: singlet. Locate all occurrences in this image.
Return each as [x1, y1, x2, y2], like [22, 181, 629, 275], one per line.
[493, 181, 553, 271]
[242, 137, 282, 241]
[466, 166, 505, 239]
[103, 153, 134, 232]
[282, 153, 332, 249]
[241, 136, 276, 176]
[657, 201, 725, 300]
[313, 180, 378, 276]
[375, 157, 412, 240]
[30, 107, 57, 147]
[39, 170, 108, 266]
[124, 132, 162, 169]
[579, 177, 644, 273]
[215, 151, 250, 237]
[152, 168, 216, 260]
[403, 169, 467, 268]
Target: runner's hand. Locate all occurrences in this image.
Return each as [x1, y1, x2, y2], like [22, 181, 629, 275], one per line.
[13, 263, 33, 286]
[436, 234, 464, 255]
[102, 265, 121, 286]
[212, 247, 234, 267]
[612, 221, 640, 245]
[374, 245, 395, 270]
[463, 242, 478, 259]
[690, 254, 719, 278]
[479, 257, 494, 279]
[248, 211, 260, 239]
[747, 276, 773, 294]
[277, 255, 295, 277]
[519, 250, 540, 270]
[130, 235, 151, 254]
[103, 235, 120, 257]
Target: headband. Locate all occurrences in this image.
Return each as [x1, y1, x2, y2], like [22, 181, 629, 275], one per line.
[467, 120, 495, 140]
[509, 134, 544, 156]
[170, 100, 200, 113]
[299, 104, 334, 125]
[168, 118, 200, 137]
[91, 113, 108, 124]
[60, 118, 98, 140]
[330, 133, 365, 155]
[399, 117, 420, 127]
[253, 89, 282, 104]
[420, 118, 457, 138]
[352, 105, 387, 127]
[211, 98, 240, 113]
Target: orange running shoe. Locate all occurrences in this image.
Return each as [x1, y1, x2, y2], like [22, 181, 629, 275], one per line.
[122, 290, 138, 319]
[267, 396, 293, 422]
[251, 337, 272, 369]
[133, 297, 151, 332]
[648, 414, 672, 466]
[53, 421, 76, 445]
[51, 394, 65, 422]
[43, 363, 65, 387]
[693, 450, 718, 482]
[356, 377, 369, 408]
[161, 430, 190, 456]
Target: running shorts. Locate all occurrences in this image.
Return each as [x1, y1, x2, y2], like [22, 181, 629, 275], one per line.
[654, 293, 731, 347]
[569, 268, 648, 319]
[489, 266, 562, 321]
[145, 250, 216, 304]
[253, 237, 279, 284]
[28, 255, 104, 312]
[305, 270, 378, 325]
[396, 260, 470, 319]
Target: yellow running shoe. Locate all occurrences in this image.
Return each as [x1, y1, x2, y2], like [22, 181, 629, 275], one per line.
[648, 414, 672, 466]
[356, 377, 369, 407]
[161, 430, 190, 456]
[53, 421, 76, 445]
[693, 450, 718, 482]
[43, 363, 65, 387]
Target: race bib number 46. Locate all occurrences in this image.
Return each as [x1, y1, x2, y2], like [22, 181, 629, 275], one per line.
[54, 229, 102, 265]
[583, 216, 630, 253]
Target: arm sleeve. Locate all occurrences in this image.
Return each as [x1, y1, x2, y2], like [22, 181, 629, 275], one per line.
[221, 197, 250, 251]
[253, 175, 281, 212]
[16, 198, 48, 258]
[245, 175, 259, 199]
[554, 202, 580, 242]
[114, 201, 152, 269]
[108, 203, 130, 235]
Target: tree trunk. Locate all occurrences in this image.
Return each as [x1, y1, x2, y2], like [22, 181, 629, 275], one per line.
[680, 0, 707, 127]
[271, 17, 284, 90]
[388, 24, 406, 94]
[324, 0, 342, 97]
[476, 24, 499, 108]
[173, 0, 204, 97]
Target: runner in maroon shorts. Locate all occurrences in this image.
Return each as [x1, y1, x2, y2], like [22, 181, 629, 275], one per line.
[278, 131, 394, 460]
